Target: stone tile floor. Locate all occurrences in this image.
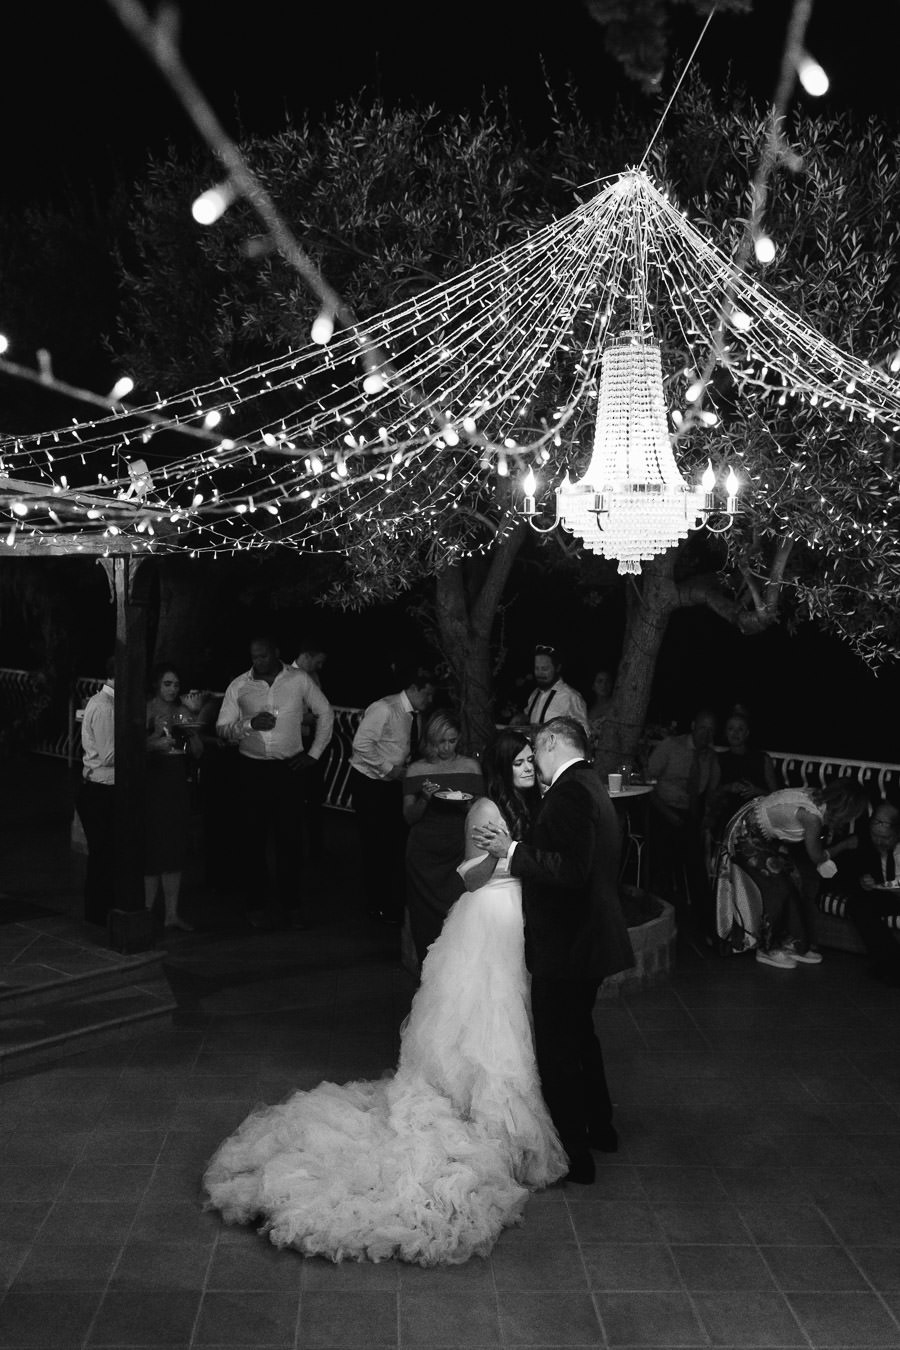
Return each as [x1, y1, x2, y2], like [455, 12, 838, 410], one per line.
[1, 760, 900, 1347]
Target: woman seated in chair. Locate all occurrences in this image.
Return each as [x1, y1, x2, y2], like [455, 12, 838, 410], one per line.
[714, 780, 868, 968]
[708, 711, 778, 845]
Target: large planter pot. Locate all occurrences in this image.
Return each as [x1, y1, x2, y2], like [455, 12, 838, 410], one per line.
[599, 889, 677, 1001]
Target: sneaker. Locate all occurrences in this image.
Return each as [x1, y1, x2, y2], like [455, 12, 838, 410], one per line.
[756, 948, 797, 969]
[783, 940, 823, 965]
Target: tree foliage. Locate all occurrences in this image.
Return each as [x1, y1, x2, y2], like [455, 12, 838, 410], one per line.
[110, 84, 900, 742]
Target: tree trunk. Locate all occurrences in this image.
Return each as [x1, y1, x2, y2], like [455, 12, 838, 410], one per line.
[594, 552, 679, 775]
[433, 523, 528, 754]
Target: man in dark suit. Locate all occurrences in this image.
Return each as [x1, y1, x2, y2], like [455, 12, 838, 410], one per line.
[475, 715, 634, 1185]
[841, 799, 900, 986]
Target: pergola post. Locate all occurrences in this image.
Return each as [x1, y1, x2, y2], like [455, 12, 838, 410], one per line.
[101, 553, 153, 912]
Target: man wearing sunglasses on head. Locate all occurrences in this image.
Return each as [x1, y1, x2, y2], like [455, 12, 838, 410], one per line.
[523, 644, 590, 736]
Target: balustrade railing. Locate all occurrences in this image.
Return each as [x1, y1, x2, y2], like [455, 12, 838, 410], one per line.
[768, 749, 900, 805]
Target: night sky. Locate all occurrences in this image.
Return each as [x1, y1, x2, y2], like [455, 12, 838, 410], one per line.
[4, 0, 900, 756]
[7, 0, 898, 205]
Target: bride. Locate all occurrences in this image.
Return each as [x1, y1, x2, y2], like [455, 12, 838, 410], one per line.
[202, 729, 567, 1265]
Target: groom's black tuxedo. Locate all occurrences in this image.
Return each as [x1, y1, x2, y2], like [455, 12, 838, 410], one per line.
[511, 761, 634, 981]
[509, 760, 634, 1170]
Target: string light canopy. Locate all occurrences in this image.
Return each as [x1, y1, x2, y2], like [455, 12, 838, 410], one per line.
[1, 169, 899, 563]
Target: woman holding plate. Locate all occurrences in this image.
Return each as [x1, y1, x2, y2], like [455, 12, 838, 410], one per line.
[403, 710, 483, 965]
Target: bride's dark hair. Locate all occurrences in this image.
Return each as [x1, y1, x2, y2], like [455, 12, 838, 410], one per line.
[481, 730, 539, 841]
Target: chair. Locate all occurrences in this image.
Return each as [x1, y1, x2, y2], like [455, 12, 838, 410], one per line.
[619, 808, 646, 887]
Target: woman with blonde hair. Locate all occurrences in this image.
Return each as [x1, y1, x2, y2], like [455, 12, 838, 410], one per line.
[402, 709, 483, 965]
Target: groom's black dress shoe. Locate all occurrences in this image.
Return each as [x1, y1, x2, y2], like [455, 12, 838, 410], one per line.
[587, 1125, 619, 1153]
[563, 1151, 596, 1185]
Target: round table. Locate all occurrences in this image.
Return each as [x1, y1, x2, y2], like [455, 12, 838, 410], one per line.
[608, 783, 653, 802]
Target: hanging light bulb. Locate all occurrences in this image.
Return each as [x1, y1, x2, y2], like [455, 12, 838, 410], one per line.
[191, 181, 237, 226]
[796, 51, 829, 97]
[311, 311, 334, 345]
[754, 234, 776, 264]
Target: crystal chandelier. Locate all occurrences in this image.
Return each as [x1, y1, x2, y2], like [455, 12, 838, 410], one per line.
[519, 175, 739, 573]
[560, 331, 706, 573]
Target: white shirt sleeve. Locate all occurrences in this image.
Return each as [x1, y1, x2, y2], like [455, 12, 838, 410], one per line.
[303, 676, 334, 760]
[216, 678, 248, 742]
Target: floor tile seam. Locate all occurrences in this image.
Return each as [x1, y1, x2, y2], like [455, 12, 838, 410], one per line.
[72, 1157, 164, 1348]
[188, 1233, 224, 1350]
[566, 1197, 597, 1298]
[587, 1286, 613, 1347]
[664, 980, 716, 1050]
[617, 997, 653, 1053]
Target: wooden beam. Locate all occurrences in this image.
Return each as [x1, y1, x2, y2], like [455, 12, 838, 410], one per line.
[0, 536, 153, 557]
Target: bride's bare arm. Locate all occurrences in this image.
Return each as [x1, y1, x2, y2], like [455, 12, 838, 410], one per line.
[458, 798, 504, 892]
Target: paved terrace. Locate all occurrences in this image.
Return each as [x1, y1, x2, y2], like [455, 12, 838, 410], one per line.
[1, 758, 900, 1349]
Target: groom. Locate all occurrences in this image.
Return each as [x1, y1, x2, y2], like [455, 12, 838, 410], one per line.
[475, 715, 633, 1184]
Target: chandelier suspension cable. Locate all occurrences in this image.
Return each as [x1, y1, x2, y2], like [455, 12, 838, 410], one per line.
[638, 6, 719, 171]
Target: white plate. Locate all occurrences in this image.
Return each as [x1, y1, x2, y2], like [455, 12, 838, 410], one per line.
[434, 790, 473, 802]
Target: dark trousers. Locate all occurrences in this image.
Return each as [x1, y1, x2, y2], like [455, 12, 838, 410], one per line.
[77, 780, 116, 926]
[238, 757, 307, 919]
[648, 805, 713, 935]
[844, 889, 900, 968]
[530, 974, 612, 1164]
[349, 769, 407, 922]
[301, 758, 325, 864]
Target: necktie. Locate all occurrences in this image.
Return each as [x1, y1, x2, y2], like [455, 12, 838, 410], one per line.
[686, 750, 702, 819]
[408, 712, 419, 760]
[539, 688, 556, 723]
[885, 849, 896, 883]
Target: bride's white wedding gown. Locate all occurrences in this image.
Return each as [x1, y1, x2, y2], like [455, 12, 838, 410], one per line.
[202, 856, 567, 1265]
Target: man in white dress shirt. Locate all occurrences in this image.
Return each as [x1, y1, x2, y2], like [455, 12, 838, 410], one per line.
[349, 667, 436, 924]
[217, 637, 334, 929]
[291, 639, 329, 864]
[523, 645, 589, 734]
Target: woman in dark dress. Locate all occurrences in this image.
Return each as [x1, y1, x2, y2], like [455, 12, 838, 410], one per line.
[144, 665, 202, 930]
[403, 711, 483, 966]
[708, 711, 778, 843]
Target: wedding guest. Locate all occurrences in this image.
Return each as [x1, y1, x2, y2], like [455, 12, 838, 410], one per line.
[144, 664, 203, 932]
[719, 780, 867, 967]
[217, 636, 334, 929]
[349, 666, 436, 925]
[291, 638, 330, 863]
[708, 711, 778, 841]
[587, 668, 615, 756]
[587, 670, 614, 725]
[77, 658, 116, 927]
[523, 645, 589, 734]
[647, 708, 720, 931]
[403, 710, 483, 966]
[841, 799, 900, 985]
